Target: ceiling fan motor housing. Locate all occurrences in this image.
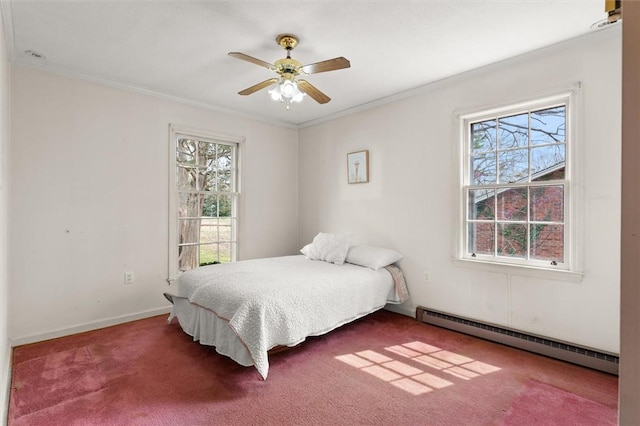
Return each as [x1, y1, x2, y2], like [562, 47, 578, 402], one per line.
[275, 58, 302, 80]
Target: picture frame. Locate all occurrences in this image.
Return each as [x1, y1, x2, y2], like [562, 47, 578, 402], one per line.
[347, 150, 369, 184]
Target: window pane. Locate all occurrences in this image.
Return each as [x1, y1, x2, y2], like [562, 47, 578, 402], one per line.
[471, 120, 496, 152]
[468, 222, 495, 255]
[530, 224, 564, 262]
[200, 218, 218, 243]
[217, 144, 233, 170]
[177, 139, 196, 164]
[178, 244, 199, 272]
[218, 218, 232, 242]
[201, 194, 218, 217]
[204, 167, 225, 192]
[178, 193, 201, 218]
[531, 144, 565, 177]
[176, 139, 197, 191]
[498, 113, 529, 149]
[216, 168, 232, 192]
[176, 166, 196, 190]
[199, 244, 219, 266]
[496, 187, 527, 221]
[199, 141, 216, 158]
[498, 149, 528, 183]
[203, 160, 217, 192]
[468, 189, 495, 220]
[217, 194, 233, 217]
[531, 106, 565, 145]
[178, 219, 200, 244]
[197, 144, 229, 192]
[530, 185, 564, 222]
[193, 141, 213, 191]
[219, 243, 233, 263]
[201, 219, 233, 242]
[497, 223, 527, 258]
[471, 152, 497, 185]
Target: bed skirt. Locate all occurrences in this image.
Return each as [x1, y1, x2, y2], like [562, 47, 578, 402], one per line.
[168, 297, 254, 367]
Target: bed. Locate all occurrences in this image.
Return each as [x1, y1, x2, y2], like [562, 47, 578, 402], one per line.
[164, 235, 408, 379]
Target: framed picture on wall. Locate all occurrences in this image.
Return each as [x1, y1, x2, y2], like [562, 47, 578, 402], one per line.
[347, 150, 369, 184]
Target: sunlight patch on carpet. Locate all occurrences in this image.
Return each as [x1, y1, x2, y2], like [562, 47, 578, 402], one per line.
[391, 377, 433, 395]
[362, 365, 402, 382]
[355, 350, 393, 363]
[334, 353, 374, 369]
[10, 345, 106, 418]
[413, 354, 453, 370]
[335, 341, 500, 396]
[412, 372, 453, 389]
[444, 366, 480, 380]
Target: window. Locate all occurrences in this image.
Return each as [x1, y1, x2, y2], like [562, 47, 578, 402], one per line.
[458, 90, 581, 275]
[169, 126, 242, 280]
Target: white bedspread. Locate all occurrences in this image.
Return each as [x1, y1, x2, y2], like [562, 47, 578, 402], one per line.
[165, 255, 403, 379]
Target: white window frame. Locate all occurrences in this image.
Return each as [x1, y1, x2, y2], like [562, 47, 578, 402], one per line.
[454, 87, 584, 282]
[168, 124, 244, 282]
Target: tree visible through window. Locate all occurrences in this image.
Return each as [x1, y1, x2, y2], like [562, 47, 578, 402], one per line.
[173, 134, 238, 272]
[465, 103, 567, 267]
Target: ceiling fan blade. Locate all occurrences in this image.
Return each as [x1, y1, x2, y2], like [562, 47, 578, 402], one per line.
[238, 78, 279, 95]
[300, 57, 350, 75]
[228, 52, 276, 70]
[297, 79, 331, 104]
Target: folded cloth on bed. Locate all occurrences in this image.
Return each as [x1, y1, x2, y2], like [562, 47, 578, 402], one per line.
[164, 255, 405, 379]
[385, 264, 409, 303]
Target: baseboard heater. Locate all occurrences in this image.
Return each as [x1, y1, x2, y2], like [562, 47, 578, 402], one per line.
[416, 306, 619, 375]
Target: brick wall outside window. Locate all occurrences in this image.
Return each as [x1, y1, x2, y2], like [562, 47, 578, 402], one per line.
[471, 168, 564, 262]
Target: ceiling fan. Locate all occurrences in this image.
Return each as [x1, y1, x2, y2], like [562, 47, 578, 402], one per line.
[228, 34, 350, 106]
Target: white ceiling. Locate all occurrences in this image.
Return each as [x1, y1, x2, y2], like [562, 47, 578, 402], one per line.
[2, 0, 609, 127]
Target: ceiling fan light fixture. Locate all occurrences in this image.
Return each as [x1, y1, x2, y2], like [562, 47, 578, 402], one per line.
[281, 79, 296, 98]
[268, 78, 305, 107]
[268, 83, 282, 101]
[291, 91, 305, 103]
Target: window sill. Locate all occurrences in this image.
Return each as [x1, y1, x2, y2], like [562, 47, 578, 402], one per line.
[452, 258, 584, 283]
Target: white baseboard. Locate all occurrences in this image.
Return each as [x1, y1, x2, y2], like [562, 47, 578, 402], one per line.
[384, 304, 415, 318]
[10, 306, 172, 347]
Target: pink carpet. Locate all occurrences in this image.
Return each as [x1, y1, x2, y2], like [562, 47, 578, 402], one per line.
[501, 380, 616, 425]
[8, 310, 618, 425]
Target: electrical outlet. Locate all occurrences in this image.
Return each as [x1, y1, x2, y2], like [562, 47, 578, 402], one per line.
[424, 271, 431, 283]
[124, 271, 134, 285]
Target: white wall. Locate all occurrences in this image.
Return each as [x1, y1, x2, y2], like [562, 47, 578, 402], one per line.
[9, 66, 299, 342]
[0, 4, 9, 423]
[299, 26, 621, 353]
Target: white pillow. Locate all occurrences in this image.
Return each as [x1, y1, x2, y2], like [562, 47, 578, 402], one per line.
[345, 245, 403, 270]
[300, 243, 311, 256]
[301, 233, 351, 265]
